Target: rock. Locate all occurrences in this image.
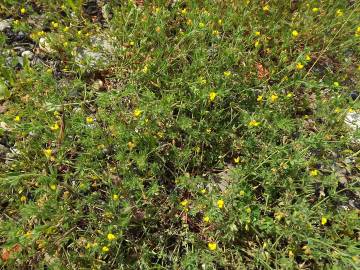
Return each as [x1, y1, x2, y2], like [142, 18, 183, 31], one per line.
[345, 112, 360, 130]
[74, 35, 114, 68]
[15, 31, 25, 42]
[350, 91, 359, 101]
[0, 20, 11, 32]
[21, 50, 34, 59]
[75, 48, 108, 67]
[92, 79, 104, 91]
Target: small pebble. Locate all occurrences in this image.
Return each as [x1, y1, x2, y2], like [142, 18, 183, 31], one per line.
[21, 50, 34, 59]
[350, 91, 358, 101]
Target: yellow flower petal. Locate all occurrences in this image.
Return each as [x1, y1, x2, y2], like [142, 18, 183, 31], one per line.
[217, 199, 224, 209]
[321, 216, 327, 225]
[208, 242, 217, 251]
[209, 92, 217, 102]
[292, 30, 299, 37]
[107, 233, 116, 241]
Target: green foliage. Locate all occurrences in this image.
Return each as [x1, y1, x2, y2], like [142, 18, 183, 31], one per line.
[0, 0, 360, 269]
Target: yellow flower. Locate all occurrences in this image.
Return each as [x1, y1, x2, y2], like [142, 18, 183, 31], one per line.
[212, 30, 220, 36]
[296, 63, 304, 70]
[286, 93, 294, 98]
[245, 207, 251, 213]
[200, 189, 206, 194]
[292, 30, 299, 38]
[262, 5, 270, 11]
[270, 94, 278, 102]
[312, 7, 319, 12]
[133, 109, 142, 117]
[255, 31, 261, 36]
[180, 199, 189, 207]
[50, 184, 57, 191]
[142, 65, 148, 74]
[289, 250, 294, 257]
[24, 231, 32, 238]
[234, 156, 240, 163]
[187, 19, 192, 26]
[356, 26, 360, 35]
[198, 76, 207, 85]
[113, 194, 119, 201]
[199, 22, 205, 28]
[107, 233, 116, 241]
[333, 82, 340, 87]
[302, 245, 311, 255]
[257, 95, 263, 102]
[321, 216, 327, 225]
[44, 148, 52, 159]
[20, 195, 27, 202]
[254, 40, 260, 47]
[203, 216, 210, 223]
[305, 54, 311, 61]
[208, 242, 217, 251]
[50, 123, 59, 131]
[336, 9, 343, 17]
[223, 71, 231, 77]
[102, 246, 109, 252]
[310, 169, 319, 176]
[209, 91, 217, 102]
[248, 120, 260, 127]
[129, 41, 135, 46]
[14, 115, 21, 122]
[51, 21, 59, 28]
[181, 8, 187, 15]
[239, 190, 245, 196]
[218, 19, 223, 25]
[127, 141, 136, 150]
[217, 199, 224, 209]
[20, 8, 26, 14]
[63, 26, 69, 32]
[335, 107, 341, 113]
[86, 117, 94, 124]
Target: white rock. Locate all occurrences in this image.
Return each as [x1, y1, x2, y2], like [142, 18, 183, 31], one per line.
[345, 112, 360, 130]
[21, 50, 34, 59]
[0, 20, 11, 31]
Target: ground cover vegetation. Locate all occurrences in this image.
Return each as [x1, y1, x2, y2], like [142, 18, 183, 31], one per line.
[0, 0, 359, 269]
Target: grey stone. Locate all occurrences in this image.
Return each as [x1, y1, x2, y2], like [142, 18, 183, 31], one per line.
[21, 50, 34, 59]
[0, 20, 11, 31]
[345, 112, 360, 130]
[74, 35, 114, 68]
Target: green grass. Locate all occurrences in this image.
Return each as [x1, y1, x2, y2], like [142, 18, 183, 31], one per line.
[0, 0, 360, 269]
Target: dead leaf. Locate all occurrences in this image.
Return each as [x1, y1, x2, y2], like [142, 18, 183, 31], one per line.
[11, 244, 21, 253]
[256, 62, 269, 79]
[1, 249, 10, 261]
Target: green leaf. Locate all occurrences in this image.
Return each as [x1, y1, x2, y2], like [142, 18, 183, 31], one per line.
[0, 81, 10, 100]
